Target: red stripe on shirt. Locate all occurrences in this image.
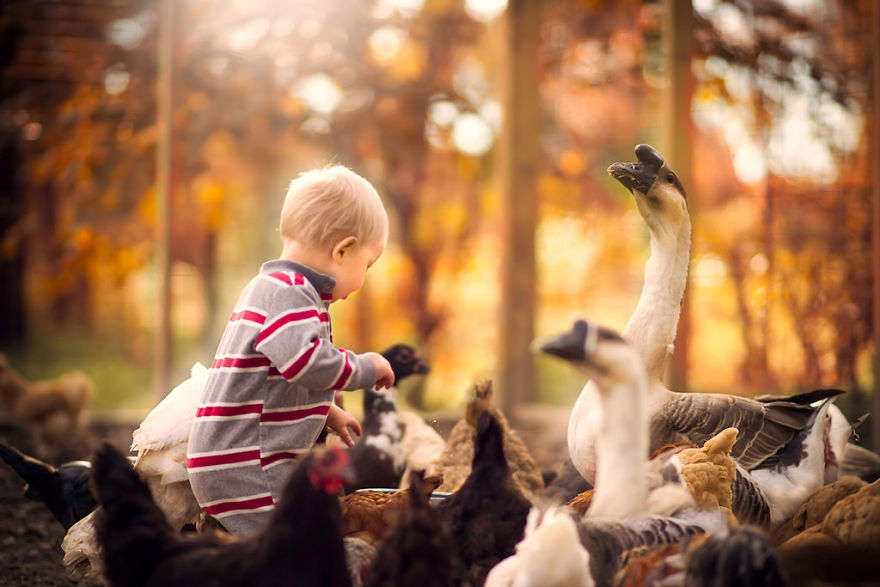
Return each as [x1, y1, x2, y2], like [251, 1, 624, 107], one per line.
[330, 348, 352, 390]
[229, 309, 266, 324]
[186, 448, 261, 469]
[195, 404, 263, 419]
[267, 272, 292, 286]
[201, 494, 275, 516]
[260, 404, 330, 423]
[280, 339, 321, 380]
[211, 356, 271, 370]
[256, 310, 329, 346]
[320, 292, 333, 301]
[294, 273, 305, 286]
[260, 451, 303, 467]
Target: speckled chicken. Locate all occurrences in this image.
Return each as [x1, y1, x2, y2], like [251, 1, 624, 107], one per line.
[430, 380, 544, 502]
[365, 471, 464, 587]
[341, 473, 443, 546]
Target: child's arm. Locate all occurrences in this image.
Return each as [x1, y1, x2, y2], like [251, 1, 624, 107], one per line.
[325, 405, 362, 447]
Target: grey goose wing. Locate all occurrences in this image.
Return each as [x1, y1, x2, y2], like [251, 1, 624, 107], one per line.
[652, 390, 840, 471]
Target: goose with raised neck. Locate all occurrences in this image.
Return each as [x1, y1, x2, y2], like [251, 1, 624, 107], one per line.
[568, 144, 842, 524]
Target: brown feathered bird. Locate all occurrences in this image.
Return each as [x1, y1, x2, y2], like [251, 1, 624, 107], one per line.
[365, 471, 464, 587]
[777, 477, 880, 584]
[0, 355, 93, 460]
[434, 410, 532, 586]
[92, 442, 355, 587]
[341, 473, 443, 546]
[431, 380, 544, 501]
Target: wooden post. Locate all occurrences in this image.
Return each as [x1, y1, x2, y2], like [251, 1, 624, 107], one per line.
[155, 0, 174, 401]
[871, 1, 880, 451]
[498, 0, 539, 416]
[663, 0, 693, 392]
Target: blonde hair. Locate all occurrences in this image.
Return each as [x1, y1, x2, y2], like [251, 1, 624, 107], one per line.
[279, 165, 389, 251]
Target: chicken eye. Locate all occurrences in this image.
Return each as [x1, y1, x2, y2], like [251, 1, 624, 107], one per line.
[666, 173, 675, 183]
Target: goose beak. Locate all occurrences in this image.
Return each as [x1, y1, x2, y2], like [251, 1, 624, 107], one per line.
[538, 320, 591, 363]
[607, 143, 664, 195]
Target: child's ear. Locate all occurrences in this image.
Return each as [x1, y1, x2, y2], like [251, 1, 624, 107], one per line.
[331, 236, 358, 263]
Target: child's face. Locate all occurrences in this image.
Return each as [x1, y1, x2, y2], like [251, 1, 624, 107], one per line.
[329, 237, 385, 301]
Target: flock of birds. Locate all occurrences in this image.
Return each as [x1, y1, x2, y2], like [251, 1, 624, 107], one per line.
[2, 144, 880, 586]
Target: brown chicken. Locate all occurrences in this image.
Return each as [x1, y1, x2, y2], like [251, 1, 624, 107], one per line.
[431, 380, 544, 501]
[770, 474, 866, 545]
[778, 477, 880, 584]
[341, 473, 443, 546]
[0, 355, 93, 459]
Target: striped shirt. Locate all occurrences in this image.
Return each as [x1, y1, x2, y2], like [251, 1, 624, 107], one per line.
[186, 259, 377, 535]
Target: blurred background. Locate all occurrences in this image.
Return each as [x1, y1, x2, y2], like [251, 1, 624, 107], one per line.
[1, 0, 878, 448]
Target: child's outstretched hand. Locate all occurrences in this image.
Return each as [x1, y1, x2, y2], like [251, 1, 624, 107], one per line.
[366, 352, 395, 390]
[326, 404, 362, 447]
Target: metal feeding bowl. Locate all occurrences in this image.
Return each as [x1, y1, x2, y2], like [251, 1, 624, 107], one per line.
[354, 488, 452, 507]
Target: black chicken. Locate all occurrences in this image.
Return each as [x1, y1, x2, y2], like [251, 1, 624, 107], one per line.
[0, 442, 95, 529]
[365, 470, 464, 587]
[92, 442, 355, 587]
[434, 411, 531, 586]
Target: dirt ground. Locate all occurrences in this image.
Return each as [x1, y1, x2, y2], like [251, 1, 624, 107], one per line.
[0, 417, 136, 587]
[0, 405, 569, 587]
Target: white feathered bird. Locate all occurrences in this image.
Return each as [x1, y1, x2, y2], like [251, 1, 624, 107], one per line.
[61, 363, 209, 579]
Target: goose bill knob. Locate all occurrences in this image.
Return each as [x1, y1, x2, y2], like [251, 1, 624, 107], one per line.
[538, 320, 601, 363]
[607, 143, 665, 195]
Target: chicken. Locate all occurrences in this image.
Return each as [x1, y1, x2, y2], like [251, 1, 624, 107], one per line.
[434, 410, 532, 586]
[777, 477, 880, 584]
[431, 380, 544, 501]
[344, 343, 430, 492]
[344, 537, 377, 587]
[0, 442, 95, 529]
[341, 473, 443, 546]
[396, 410, 446, 490]
[366, 471, 465, 587]
[770, 474, 866, 545]
[130, 361, 209, 531]
[540, 458, 592, 503]
[615, 526, 786, 587]
[484, 506, 592, 587]
[91, 441, 355, 587]
[0, 354, 93, 460]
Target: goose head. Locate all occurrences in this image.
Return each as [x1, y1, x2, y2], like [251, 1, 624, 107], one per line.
[608, 144, 688, 239]
[539, 320, 644, 390]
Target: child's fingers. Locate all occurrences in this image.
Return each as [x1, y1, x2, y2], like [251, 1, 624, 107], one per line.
[337, 427, 354, 447]
[349, 420, 362, 438]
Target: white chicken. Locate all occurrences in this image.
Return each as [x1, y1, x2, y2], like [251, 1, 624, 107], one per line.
[130, 361, 209, 530]
[61, 363, 209, 579]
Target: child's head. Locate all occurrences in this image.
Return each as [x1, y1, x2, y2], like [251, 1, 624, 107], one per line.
[280, 165, 389, 250]
[280, 165, 389, 301]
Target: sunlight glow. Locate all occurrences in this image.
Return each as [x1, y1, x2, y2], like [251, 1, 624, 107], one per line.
[428, 100, 459, 127]
[369, 25, 406, 63]
[227, 18, 270, 53]
[104, 65, 130, 95]
[292, 73, 342, 115]
[465, 0, 508, 22]
[733, 143, 767, 184]
[452, 113, 494, 156]
[374, 0, 425, 18]
[694, 254, 727, 287]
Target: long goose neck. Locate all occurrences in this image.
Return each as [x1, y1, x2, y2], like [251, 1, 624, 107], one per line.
[588, 371, 650, 518]
[622, 223, 691, 383]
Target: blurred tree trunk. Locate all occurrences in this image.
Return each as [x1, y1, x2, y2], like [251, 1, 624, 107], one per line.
[872, 0, 880, 452]
[0, 135, 24, 345]
[498, 0, 539, 416]
[663, 0, 693, 392]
